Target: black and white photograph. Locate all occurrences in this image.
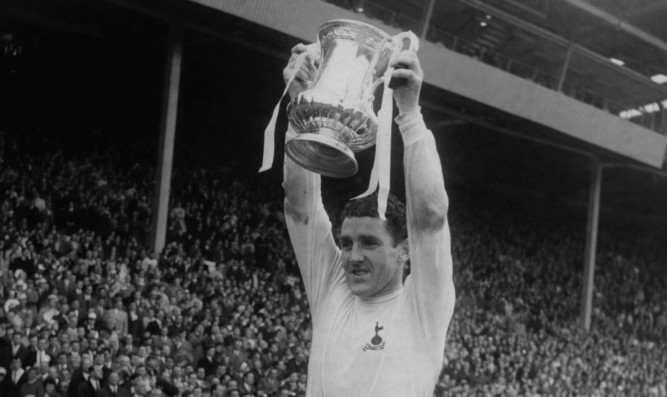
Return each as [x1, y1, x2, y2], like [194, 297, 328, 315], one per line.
[1, 0, 667, 396]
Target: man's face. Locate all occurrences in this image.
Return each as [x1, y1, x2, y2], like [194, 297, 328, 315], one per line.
[82, 357, 93, 371]
[340, 217, 406, 298]
[108, 373, 119, 386]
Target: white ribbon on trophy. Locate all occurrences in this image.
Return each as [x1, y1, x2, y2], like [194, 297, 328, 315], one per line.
[259, 42, 319, 173]
[353, 31, 418, 220]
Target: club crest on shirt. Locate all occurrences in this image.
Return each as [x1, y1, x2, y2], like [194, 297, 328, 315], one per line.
[362, 322, 386, 352]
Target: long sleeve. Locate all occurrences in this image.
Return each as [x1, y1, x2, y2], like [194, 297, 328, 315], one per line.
[398, 110, 455, 342]
[283, 125, 344, 316]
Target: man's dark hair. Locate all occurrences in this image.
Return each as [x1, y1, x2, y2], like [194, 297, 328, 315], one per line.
[341, 192, 407, 246]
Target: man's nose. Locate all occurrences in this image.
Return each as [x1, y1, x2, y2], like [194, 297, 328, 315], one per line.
[349, 243, 363, 262]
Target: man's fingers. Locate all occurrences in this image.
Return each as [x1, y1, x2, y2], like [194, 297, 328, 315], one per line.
[291, 43, 309, 55]
[285, 58, 314, 81]
[294, 70, 311, 84]
[390, 51, 422, 75]
[283, 68, 311, 87]
[391, 68, 421, 85]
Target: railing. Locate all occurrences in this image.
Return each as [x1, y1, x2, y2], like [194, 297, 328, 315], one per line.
[323, 0, 667, 135]
[427, 27, 667, 134]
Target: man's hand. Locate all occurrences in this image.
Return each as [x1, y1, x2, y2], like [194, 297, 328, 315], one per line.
[390, 50, 423, 115]
[283, 44, 319, 100]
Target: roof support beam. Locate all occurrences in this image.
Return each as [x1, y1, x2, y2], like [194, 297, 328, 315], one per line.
[456, 0, 667, 99]
[562, 0, 667, 55]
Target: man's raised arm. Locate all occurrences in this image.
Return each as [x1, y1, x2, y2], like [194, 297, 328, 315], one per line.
[392, 51, 455, 338]
[282, 45, 342, 314]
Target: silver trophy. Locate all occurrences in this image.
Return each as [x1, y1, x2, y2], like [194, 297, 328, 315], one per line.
[285, 20, 417, 178]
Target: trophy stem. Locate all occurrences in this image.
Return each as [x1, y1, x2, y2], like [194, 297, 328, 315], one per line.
[285, 129, 358, 178]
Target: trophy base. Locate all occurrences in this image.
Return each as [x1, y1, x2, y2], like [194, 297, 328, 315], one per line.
[285, 131, 358, 178]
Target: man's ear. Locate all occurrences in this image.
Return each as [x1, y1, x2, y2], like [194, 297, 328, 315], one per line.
[397, 240, 409, 265]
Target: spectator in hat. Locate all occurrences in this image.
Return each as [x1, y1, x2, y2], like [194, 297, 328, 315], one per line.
[83, 313, 97, 334]
[104, 299, 128, 338]
[38, 295, 60, 328]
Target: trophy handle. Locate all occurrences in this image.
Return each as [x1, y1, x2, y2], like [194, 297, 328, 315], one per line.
[392, 31, 419, 53]
[367, 31, 420, 98]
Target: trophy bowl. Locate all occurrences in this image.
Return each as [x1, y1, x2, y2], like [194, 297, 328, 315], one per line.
[286, 19, 396, 178]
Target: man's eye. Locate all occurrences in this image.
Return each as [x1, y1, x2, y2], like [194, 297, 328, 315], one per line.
[340, 240, 352, 250]
[361, 238, 379, 247]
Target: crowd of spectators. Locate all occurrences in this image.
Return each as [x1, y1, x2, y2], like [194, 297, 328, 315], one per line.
[0, 125, 666, 397]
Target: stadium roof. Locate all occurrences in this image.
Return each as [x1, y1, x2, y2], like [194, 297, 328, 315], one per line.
[2, 0, 667, 217]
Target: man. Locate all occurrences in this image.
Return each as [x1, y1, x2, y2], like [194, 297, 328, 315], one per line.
[197, 347, 217, 377]
[8, 357, 28, 397]
[104, 299, 128, 338]
[55, 352, 70, 374]
[68, 355, 93, 397]
[130, 376, 150, 397]
[11, 332, 30, 365]
[19, 367, 44, 397]
[56, 270, 77, 297]
[34, 338, 52, 367]
[97, 372, 130, 397]
[257, 368, 280, 396]
[84, 313, 98, 334]
[282, 43, 455, 396]
[76, 364, 104, 397]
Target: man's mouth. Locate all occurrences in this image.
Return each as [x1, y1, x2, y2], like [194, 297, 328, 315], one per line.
[349, 269, 370, 277]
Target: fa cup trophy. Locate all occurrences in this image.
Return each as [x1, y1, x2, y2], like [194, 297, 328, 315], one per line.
[284, 20, 418, 178]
